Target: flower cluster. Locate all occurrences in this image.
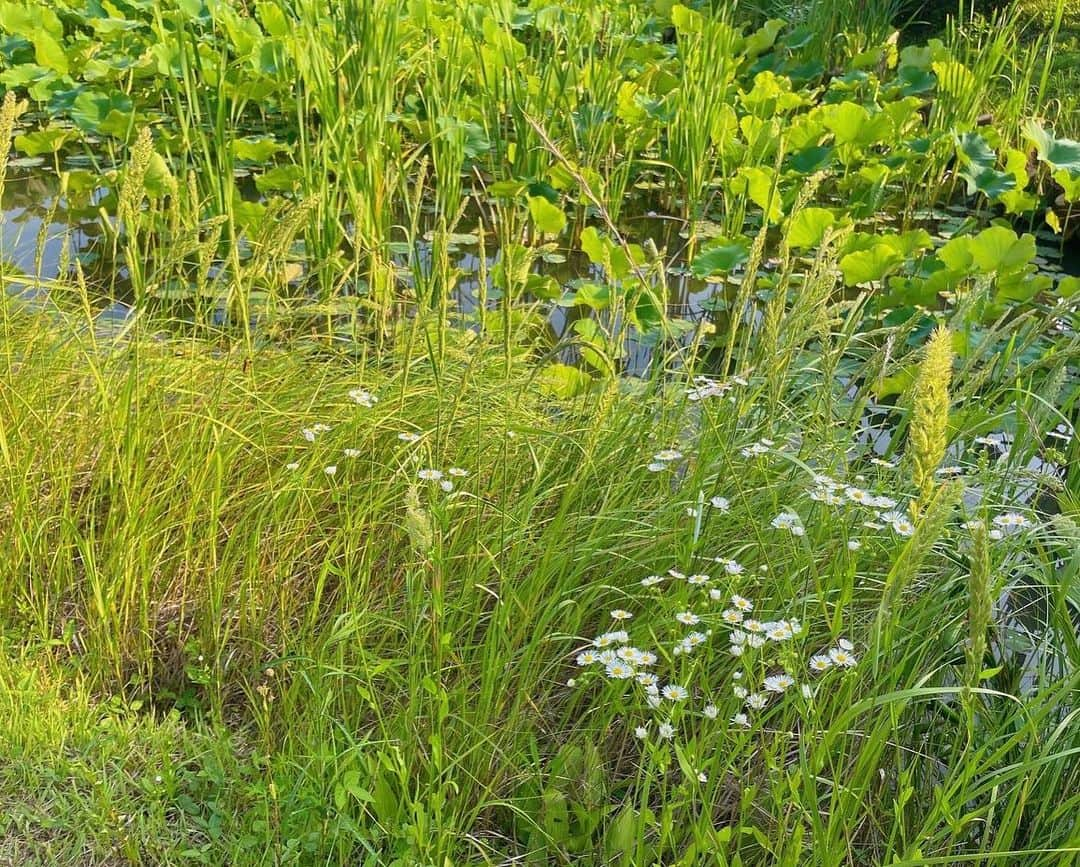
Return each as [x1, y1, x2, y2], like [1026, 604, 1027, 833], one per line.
[417, 466, 469, 492]
[573, 567, 860, 747]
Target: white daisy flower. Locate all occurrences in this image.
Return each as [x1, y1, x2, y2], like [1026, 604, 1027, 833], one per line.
[657, 722, 675, 739]
[828, 647, 857, 667]
[703, 704, 719, 719]
[634, 725, 648, 739]
[662, 684, 689, 701]
[343, 448, 361, 458]
[710, 496, 730, 512]
[347, 388, 377, 407]
[448, 467, 469, 477]
[676, 611, 700, 626]
[286, 462, 300, 470]
[763, 673, 795, 693]
[398, 432, 422, 443]
[605, 660, 636, 679]
[324, 465, 337, 475]
[610, 609, 633, 621]
[845, 487, 871, 504]
[418, 469, 444, 481]
[808, 654, 832, 673]
[641, 575, 663, 587]
[765, 622, 793, 642]
[770, 512, 803, 533]
[992, 512, 1031, 532]
[746, 693, 767, 710]
[891, 517, 915, 537]
[731, 712, 750, 727]
[593, 630, 630, 648]
[653, 449, 683, 462]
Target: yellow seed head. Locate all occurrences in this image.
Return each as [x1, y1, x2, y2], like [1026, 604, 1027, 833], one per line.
[404, 485, 434, 554]
[118, 127, 155, 231]
[908, 326, 953, 511]
[0, 91, 27, 202]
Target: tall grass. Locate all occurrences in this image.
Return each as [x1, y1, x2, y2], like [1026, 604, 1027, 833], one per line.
[1, 279, 1077, 863]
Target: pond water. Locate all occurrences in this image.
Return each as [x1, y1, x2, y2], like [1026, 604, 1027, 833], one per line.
[4, 161, 1079, 367]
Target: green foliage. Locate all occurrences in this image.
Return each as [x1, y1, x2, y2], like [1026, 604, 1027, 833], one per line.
[0, 1, 1078, 864]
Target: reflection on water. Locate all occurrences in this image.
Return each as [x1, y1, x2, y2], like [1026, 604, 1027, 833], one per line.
[3, 161, 1079, 371]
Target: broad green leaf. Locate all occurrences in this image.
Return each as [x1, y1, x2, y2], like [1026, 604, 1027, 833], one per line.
[1054, 169, 1080, 202]
[898, 64, 936, 95]
[739, 71, 804, 116]
[256, 0, 289, 37]
[956, 132, 995, 170]
[579, 226, 608, 268]
[968, 226, 1035, 274]
[996, 270, 1050, 303]
[670, 4, 702, 35]
[232, 136, 288, 162]
[691, 237, 749, 277]
[883, 229, 934, 258]
[962, 167, 1016, 199]
[937, 236, 974, 272]
[839, 244, 903, 286]
[932, 60, 976, 99]
[70, 91, 133, 135]
[254, 164, 302, 192]
[572, 318, 617, 372]
[1025, 120, 1080, 174]
[999, 190, 1038, 215]
[528, 196, 566, 235]
[31, 32, 69, 75]
[730, 166, 783, 223]
[823, 102, 890, 149]
[744, 19, 783, 57]
[1057, 276, 1080, 298]
[604, 806, 637, 857]
[538, 363, 591, 399]
[875, 364, 916, 398]
[487, 179, 528, 198]
[786, 207, 834, 248]
[788, 145, 833, 173]
[14, 127, 76, 156]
